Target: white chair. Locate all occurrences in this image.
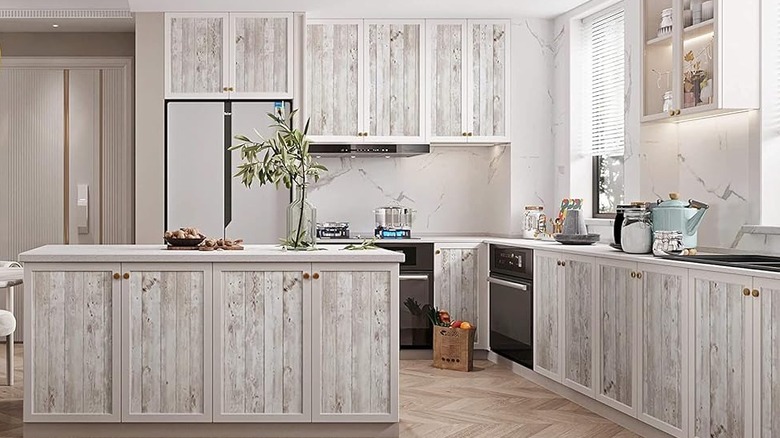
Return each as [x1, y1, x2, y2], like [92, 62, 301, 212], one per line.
[0, 261, 20, 386]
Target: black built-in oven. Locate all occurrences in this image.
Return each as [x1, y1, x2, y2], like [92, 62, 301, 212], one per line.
[489, 245, 534, 368]
[375, 242, 434, 349]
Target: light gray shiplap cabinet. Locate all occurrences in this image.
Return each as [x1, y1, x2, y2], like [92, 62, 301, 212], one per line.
[121, 263, 213, 423]
[690, 271, 752, 438]
[426, 20, 510, 144]
[534, 251, 562, 381]
[165, 13, 294, 99]
[596, 259, 639, 417]
[433, 243, 485, 348]
[638, 264, 688, 438]
[165, 13, 229, 99]
[562, 255, 596, 396]
[311, 263, 399, 423]
[24, 263, 122, 423]
[212, 264, 310, 423]
[305, 19, 425, 143]
[755, 277, 780, 437]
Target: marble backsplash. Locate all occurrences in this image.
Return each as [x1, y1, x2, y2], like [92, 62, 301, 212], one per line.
[308, 145, 511, 235]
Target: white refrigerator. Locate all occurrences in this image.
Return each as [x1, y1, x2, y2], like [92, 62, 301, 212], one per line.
[166, 101, 290, 243]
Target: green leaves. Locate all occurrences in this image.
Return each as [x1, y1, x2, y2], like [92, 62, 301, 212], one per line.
[230, 110, 327, 191]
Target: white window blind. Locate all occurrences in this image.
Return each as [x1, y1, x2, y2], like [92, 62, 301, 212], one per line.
[582, 5, 625, 157]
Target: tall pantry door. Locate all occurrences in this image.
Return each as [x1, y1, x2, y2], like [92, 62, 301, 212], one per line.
[0, 60, 133, 341]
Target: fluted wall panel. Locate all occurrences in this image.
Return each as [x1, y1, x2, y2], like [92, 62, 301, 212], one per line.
[101, 68, 133, 244]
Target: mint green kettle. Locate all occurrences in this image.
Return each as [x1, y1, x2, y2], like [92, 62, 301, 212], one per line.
[651, 193, 709, 249]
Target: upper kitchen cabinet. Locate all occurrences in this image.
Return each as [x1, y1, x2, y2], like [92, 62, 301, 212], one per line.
[427, 20, 510, 144]
[165, 13, 294, 99]
[305, 20, 425, 143]
[641, 0, 759, 122]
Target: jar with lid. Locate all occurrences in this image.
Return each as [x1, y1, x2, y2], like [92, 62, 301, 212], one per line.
[621, 207, 653, 254]
[523, 206, 547, 239]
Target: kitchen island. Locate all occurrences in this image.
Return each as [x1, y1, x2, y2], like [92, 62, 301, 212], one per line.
[19, 245, 403, 438]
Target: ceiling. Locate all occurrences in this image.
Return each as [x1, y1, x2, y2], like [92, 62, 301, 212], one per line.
[0, 0, 589, 33]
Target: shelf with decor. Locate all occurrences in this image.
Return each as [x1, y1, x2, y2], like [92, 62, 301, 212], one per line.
[640, 0, 759, 123]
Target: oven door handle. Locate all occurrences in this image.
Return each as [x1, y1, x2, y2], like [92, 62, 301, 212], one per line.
[399, 274, 430, 281]
[488, 277, 529, 291]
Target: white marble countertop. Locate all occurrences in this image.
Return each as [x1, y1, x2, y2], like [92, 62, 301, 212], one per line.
[19, 244, 405, 263]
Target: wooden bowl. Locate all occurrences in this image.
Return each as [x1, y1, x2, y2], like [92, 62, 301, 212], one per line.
[165, 234, 206, 247]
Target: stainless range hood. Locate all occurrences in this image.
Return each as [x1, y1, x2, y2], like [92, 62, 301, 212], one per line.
[309, 144, 429, 157]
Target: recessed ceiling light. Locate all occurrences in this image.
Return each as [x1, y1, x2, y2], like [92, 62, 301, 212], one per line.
[52, 24, 59, 28]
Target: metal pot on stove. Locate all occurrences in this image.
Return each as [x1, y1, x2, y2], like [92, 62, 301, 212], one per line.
[374, 206, 415, 229]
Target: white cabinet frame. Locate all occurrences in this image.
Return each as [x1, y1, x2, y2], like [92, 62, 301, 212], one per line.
[23, 263, 123, 423]
[310, 262, 399, 423]
[211, 263, 312, 423]
[120, 262, 214, 423]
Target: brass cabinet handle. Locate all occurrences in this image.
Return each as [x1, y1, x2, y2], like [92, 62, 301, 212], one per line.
[743, 288, 751, 296]
[676, 110, 682, 115]
[468, 132, 473, 137]
[123, 273, 130, 280]
[669, 110, 675, 117]
[303, 272, 310, 280]
[636, 272, 643, 279]
[630, 272, 637, 278]
[462, 132, 468, 136]
[435, 249, 441, 255]
[556, 260, 561, 266]
[561, 261, 566, 267]
[113, 272, 121, 280]
[753, 289, 760, 298]
[223, 87, 229, 92]
[313, 272, 320, 280]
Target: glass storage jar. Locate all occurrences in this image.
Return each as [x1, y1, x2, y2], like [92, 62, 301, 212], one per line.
[523, 206, 547, 239]
[621, 207, 653, 254]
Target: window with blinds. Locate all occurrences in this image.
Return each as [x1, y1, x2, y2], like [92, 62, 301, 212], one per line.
[582, 4, 625, 157]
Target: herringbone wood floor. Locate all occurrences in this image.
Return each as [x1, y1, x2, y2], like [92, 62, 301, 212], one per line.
[0, 349, 639, 437]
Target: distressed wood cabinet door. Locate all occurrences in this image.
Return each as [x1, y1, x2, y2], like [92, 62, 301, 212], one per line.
[24, 263, 121, 422]
[534, 251, 562, 381]
[562, 255, 596, 396]
[305, 20, 364, 142]
[690, 270, 752, 438]
[212, 264, 310, 422]
[754, 277, 780, 437]
[467, 20, 510, 142]
[165, 13, 229, 99]
[433, 244, 481, 345]
[364, 20, 424, 142]
[596, 260, 638, 416]
[121, 263, 212, 422]
[638, 265, 688, 437]
[427, 20, 468, 142]
[230, 13, 293, 99]
[311, 264, 399, 423]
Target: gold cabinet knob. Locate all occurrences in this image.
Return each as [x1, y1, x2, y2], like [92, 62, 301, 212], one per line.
[753, 289, 760, 298]
[303, 272, 310, 280]
[468, 132, 473, 137]
[637, 272, 643, 279]
[313, 272, 320, 280]
[435, 249, 441, 255]
[668, 110, 675, 117]
[123, 273, 130, 280]
[743, 288, 751, 296]
[561, 261, 566, 267]
[223, 87, 228, 92]
[462, 132, 468, 136]
[113, 272, 120, 280]
[630, 272, 637, 278]
[676, 110, 682, 115]
[556, 260, 561, 266]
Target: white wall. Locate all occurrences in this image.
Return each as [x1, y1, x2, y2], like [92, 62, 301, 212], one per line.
[134, 13, 165, 244]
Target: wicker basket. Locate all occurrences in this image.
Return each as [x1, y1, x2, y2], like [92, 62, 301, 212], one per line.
[432, 326, 475, 372]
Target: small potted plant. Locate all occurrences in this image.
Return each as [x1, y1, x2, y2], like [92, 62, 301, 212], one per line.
[231, 109, 327, 250]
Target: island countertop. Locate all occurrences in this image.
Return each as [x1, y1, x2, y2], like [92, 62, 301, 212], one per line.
[19, 244, 405, 263]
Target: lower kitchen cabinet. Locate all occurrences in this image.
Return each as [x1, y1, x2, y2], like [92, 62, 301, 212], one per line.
[534, 251, 562, 380]
[596, 259, 639, 416]
[434, 243, 485, 347]
[562, 255, 596, 396]
[690, 270, 752, 438]
[311, 263, 399, 423]
[754, 277, 780, 437]
[212, 264, 310, 422]
[638, 264, 688, 437]
[24, 263, 122, 422]
[121, 263, 213, 422]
